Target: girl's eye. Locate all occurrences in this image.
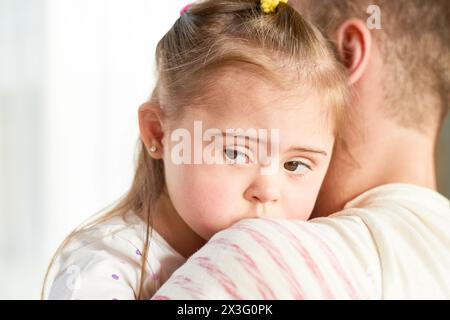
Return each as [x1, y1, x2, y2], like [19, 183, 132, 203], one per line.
[284, 160, 311, 175]
[224, 147, 252, 165]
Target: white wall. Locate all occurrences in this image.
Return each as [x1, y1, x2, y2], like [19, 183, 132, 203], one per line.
[0, 0, 47, 300]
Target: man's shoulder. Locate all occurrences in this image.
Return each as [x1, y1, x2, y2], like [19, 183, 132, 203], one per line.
[328, 183, 450, 298]
[342, 183, 449, 214]
[334, 183, 450, 233]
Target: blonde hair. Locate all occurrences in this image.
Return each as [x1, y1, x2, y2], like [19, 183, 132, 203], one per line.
[291, 0, 450, 132]
[42, 0, 348, 299]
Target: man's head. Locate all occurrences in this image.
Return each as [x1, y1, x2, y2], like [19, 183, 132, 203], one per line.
[290, 0, 450, 216]
[294, 0, 450, 131]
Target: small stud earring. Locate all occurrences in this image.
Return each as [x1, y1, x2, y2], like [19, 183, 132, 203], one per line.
[149, 145, 157, 153]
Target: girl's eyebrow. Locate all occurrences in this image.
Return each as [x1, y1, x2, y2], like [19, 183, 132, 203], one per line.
[218, 132, 328, 156]
[220, 132, 262, 143]
[214, 132, 328, 157]
[287, 146, 328, 156]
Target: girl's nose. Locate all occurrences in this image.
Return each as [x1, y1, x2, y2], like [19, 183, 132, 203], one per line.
[244, 176, 280, 204]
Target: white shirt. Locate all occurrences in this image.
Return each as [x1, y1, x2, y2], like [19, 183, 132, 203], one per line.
[46, 212, 185, 300]
[153, 184, 450, 299]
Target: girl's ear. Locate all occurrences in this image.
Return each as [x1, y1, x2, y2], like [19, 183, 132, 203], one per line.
[333, 19, 372, 85]
[138, 102, 165, 159]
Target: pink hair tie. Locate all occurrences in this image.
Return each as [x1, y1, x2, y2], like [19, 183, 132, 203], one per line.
[180, 3, 193, 16]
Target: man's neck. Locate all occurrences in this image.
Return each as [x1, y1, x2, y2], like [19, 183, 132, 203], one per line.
[373, 125, 437, 190]
[312, 120, 438, 218]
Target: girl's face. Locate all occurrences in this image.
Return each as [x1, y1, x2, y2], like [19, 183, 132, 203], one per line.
[162, 67, 335, 240]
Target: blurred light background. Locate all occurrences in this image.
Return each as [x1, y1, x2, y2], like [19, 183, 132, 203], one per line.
[0, 0, 449, 299]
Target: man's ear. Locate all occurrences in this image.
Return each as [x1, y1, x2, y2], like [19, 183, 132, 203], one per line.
[334, 19, 372, 85]
[138, 102, 165, 159]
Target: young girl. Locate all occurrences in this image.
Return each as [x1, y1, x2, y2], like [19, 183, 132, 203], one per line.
[43, 0, 348, 300]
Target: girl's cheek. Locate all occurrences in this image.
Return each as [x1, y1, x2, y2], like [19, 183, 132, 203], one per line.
[283, 187, 317, 220]
[179, 167, 245, 236]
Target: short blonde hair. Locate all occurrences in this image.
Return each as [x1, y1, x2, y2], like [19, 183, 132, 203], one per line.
[292, 0, 450, 132]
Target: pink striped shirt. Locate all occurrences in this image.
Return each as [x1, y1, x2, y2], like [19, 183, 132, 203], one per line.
[153, 184, 450, 299]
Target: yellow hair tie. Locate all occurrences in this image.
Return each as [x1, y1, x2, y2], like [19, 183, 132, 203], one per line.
[260, 0, 288, 14]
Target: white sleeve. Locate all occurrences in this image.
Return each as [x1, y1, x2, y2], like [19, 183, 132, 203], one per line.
[152, 217, 381, 300]
[46, 234, 144, 300]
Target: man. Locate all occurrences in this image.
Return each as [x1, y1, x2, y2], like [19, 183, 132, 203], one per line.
[152, 0, 450, 299]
